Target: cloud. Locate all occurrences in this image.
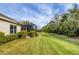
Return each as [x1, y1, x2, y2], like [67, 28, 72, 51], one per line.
[20, 4, 55, 29]
[34, 4, 53, 16]
[21, 3, 74, 29]
[0, 3, 78, 29]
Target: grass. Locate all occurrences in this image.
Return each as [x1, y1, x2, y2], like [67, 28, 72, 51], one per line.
[0, 32, 79, 54]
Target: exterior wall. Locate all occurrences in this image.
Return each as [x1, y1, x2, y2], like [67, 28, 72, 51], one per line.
[0, 19, 21, 35]
[17, 25, 21, 33]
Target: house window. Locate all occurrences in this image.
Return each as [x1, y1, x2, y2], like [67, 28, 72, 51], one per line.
[10, 25, 17, 34]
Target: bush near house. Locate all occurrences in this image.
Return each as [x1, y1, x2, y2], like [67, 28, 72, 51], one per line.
[0, 30, 38, 43]
[17, 30, 38, 38]
[5, 34, 17, 42]
[0, 37, 7, 43]
[28, 30, 35, 37]
[0, 32, 17, 43]
[0, 32, 6, 43]
[0, 32, 5, 37]
[0, 34, 17, 43]
[17, 30, 28, 39]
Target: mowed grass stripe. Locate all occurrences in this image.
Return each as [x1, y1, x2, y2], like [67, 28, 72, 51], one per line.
[0, 40, 31, 54]
[42, 34, 72, 55]
[50, 38, 79, 54]
[0, 37, 40, 54]
[41, 33, 79, 54]
[46, 37, 73, 54]
[24, 36, 41, 55]
[39, 35, 58, 55]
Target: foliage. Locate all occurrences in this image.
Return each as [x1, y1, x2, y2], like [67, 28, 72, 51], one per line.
[0, 32, 5, 37]
[0, 30, 37, 43]
[28, 30, 38, 37]
[19, 20, 38, 36]
[19, 20, 33, 25]
[0, 37, 7, 43]
[0, 34, 17, 43]
[41, 4, 79, 37]
[0, 32, 6, 43]
[5, 34, 17, 41]
[17, 30, 28, 39]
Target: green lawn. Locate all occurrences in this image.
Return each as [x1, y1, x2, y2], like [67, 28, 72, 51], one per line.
[0, 32, 79, 55]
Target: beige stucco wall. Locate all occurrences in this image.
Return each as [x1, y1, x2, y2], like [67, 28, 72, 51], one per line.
[17, 25, 21, 33]
[0, 19, 21, 35]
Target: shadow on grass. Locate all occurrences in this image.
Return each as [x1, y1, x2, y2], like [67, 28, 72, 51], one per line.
[41, 32, 79, 46]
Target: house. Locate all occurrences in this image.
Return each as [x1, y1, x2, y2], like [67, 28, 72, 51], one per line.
[0, 13, 21, 35]
[21, 24, 37, 32]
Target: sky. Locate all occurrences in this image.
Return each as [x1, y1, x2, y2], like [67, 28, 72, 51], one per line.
[0, 3, 78, 29]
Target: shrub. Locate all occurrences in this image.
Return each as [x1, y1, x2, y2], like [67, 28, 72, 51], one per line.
[17, 30, 27, 39]
[0, 32, 5, 37]
[0, 34, 17, 43]
[0, 31, 20, 43]
[28, 31, 34, 37]
[0, 32, 6, 43]
[28, 30, 38, 37]
[5, 34, 17, 41]
[0, 36, 7, 43]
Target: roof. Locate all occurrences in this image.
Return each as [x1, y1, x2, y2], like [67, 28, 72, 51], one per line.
[0, 13, 19, 25]
[22, 23, 36, 26]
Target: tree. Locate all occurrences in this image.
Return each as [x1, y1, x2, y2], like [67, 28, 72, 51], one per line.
[19, 20, 30, 25]
[41, 3, 79, 37]
[19, 20, 34, 27]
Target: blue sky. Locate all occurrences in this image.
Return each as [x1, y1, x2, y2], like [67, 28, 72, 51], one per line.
[0, 3, 78, 29]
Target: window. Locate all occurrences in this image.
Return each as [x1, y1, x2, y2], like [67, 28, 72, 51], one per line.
[10, 25, 17, 34]
[14, 26, 16, 33]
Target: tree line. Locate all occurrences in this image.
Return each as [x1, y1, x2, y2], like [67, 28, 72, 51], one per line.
[41, 4, 79, 37]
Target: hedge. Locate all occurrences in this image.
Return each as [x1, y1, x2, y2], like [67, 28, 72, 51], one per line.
[0, 34, 17, 43]
[17, 30, 28, 39]
[0, 32, 5, 37]
[0, 30, 38, 43]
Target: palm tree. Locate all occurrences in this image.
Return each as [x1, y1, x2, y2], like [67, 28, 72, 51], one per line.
[19, 20, 30, 25]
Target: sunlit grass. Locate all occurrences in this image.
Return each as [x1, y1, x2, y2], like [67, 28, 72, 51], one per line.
[0, 32, 79, 54]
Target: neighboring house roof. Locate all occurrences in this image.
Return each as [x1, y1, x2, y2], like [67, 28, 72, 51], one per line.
[0, 13, 20, 25]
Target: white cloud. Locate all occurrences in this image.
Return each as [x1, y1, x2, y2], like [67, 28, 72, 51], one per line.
[20, 4, 55, 29]
[33, 4, 54, 16]
[20, 3, 75, 29]
[0, 3, 77, 29]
